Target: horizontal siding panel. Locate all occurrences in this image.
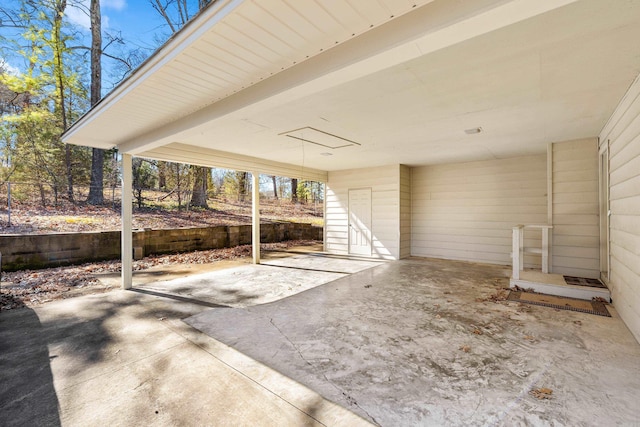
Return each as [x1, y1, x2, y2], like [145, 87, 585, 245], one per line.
[610, 196, 640, 215]
[553, 246, 599, 259]
[410, 197, 548, 207]
[608, 109, 640, 159]
[552, 224, 599, 237]
[553, 256, 600, 270]
[610, 262, 640, 321]
[599, 75, 640, 343]
[411, 212, 546, 223]
[553, 235, 599, 248]
[553, 181, 598, 193]
[411, 219, 546, 229]
[411, 248, 512, 265]
[413, 156, 546, 177]
[551, 192, 598, 204]
[326, 165, 400, 259]
[552, 203, 599, 215]
[411, 155, 547, 265]
[552, 139, 599, 277]
[610, 214, 640, 232]
[610, 130, 640, 171]
[608, 154, 640, 184]
[421, 189, 547, 200]
[609, 229, 639, 255]
[610, 175, 640, 199]
[421, 180, 546, 194]
[553, 170, 598, 183]
[552, 214, 598, 225]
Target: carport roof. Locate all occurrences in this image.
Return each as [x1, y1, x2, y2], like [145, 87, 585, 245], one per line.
[62, 0, 640, 175]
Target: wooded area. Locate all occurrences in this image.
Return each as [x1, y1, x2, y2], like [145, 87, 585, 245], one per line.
[0, 1, 321, 212]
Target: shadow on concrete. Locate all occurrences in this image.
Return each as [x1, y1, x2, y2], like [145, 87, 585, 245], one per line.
[0, 304, 61, 426]
[131, 288, 230, 308]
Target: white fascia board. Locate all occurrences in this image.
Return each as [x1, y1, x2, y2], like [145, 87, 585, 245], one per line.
[138, 143, 328, 182]
[117, 0, 579, 155]
[60, 0, 244, 146]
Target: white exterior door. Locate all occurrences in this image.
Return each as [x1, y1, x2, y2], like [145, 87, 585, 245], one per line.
[348, 188, 372, 256]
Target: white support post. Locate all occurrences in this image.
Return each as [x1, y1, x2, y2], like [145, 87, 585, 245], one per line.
[121, 154, 133, 289]
[323, 182, 327, 253]
[252, 171, 260, 264]
[512, 226, 521, 280]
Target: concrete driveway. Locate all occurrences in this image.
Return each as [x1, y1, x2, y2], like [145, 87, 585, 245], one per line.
[0, 286, 371, 426]
[1, 255, 639, 426]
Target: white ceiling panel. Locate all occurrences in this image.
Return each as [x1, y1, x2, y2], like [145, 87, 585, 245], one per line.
[63, 0, 640, 176]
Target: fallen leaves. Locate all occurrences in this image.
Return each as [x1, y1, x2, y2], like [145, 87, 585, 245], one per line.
[476, 288, 509, 303]
[0, 240, 319, 310]
[530, 387, 553, 399]
[1, 199, 322, 235]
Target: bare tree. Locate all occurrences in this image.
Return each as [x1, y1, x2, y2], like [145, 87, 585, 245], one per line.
[190, 165, 208, 208]
[291, 178, 298, 203]
[149, 0, 213, 208]
[271, 175, 278, 200]
[86, 0, 104, 204]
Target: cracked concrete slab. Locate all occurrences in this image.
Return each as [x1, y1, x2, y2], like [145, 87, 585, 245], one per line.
[186, 257, 640, 426]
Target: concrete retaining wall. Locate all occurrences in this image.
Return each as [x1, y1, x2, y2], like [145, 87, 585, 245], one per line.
[0, 223, 322, 271]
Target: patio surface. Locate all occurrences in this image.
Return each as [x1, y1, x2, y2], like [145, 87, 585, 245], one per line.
[1, 254, 639, 426]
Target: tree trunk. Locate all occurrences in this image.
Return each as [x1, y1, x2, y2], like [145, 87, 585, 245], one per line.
[271, 175, 278, 200]
[87, 0, 104, 204]
[190, 166, 208, 208]
[291, 178, 298, 203]
[158, 161, 167, 189]
[52, 0, 73, 201]
[237, 171, 247, 202]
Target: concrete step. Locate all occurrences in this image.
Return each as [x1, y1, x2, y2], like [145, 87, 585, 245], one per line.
[510, 270, 611, 302]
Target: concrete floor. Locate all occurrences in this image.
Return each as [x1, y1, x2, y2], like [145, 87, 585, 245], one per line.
[186, 257, 640, 426]
[2, 255, 640, 426]
[135, 254, 383, 308]
[0, 281, 370, 426]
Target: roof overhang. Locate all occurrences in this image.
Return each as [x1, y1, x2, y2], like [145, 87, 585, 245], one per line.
[62, 0, 640, 174]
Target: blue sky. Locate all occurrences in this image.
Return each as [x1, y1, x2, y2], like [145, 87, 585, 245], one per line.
[65, 0, 170, 52]
[1, 0, 200, 89]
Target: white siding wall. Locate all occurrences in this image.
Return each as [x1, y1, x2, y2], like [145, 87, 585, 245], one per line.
[551, 139, 600, 278]
[600, 74, 640, 342]
[411, 156, 548, 266]
[326, 165, 401, 259]
[400, 165, 411, 259]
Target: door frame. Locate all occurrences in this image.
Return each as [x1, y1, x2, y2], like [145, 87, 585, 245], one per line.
[598, 139, 610, 284]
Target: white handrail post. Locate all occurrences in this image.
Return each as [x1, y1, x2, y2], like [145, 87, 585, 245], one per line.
[542, 226, 550, 273]
[512, 226, 521, 280]
[518, 226, 524, 272]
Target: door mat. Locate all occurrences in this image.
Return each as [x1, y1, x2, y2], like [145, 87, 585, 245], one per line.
[563, 275, 607, 289]
[507, 291, 611, 317]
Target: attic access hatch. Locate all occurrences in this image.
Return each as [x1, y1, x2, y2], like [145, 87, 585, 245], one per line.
[280, 127, 361, 150]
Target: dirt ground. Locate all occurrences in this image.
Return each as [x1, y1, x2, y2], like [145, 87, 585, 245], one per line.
[0, 240, 322, 311]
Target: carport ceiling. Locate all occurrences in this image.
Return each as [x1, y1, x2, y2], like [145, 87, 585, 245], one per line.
[62, 0, 640, 171]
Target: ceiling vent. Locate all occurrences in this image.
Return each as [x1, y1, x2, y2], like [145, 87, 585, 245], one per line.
[280, 127, 360, 149]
